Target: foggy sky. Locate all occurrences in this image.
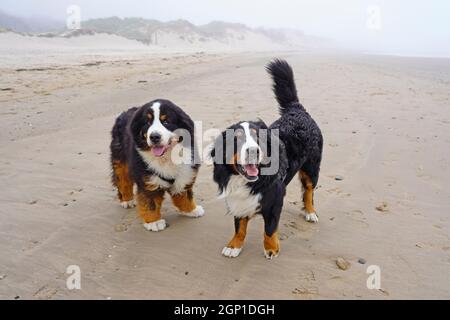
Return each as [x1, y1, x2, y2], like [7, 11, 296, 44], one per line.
[1, 0, 449, 56]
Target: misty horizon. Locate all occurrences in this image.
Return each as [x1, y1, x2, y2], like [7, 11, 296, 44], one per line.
[1, 0, 449, 57]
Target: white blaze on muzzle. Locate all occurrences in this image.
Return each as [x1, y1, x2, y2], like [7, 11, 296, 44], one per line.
[146, 101, 176, 147]
[239, 122, 263, 165]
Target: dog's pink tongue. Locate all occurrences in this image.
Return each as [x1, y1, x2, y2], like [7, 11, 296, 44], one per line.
[151, 146, 165, 157]
[244, 164, 259, 177]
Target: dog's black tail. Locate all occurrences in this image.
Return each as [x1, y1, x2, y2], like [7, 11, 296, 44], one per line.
[266, 59, 303, 115]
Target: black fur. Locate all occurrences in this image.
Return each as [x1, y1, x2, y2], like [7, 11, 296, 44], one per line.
[211, 59, 323, 242]
[266, 58, 300, 114]
[268, 60, 323, 187]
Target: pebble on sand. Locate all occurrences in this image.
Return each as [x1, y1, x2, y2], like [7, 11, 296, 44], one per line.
[358, 258, 366, 264]
[114, 224, 127, 232]
[336, 257, 351, 270]
[375, 202, 389, 212]
[335, 175, 344, 181]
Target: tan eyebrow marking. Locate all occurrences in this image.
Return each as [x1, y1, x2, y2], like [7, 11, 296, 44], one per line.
[147, 113, 153, 120]
[160, 114, 167, 121]
[251, 128, 257, 133]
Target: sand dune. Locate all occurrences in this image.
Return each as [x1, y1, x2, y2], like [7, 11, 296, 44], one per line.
[0, 44, 449, 299]
[0, 25, 326, 68]
[0, 32, 262, 69]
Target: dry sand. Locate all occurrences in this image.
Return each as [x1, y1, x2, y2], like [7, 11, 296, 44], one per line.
[0, 43, 449, 299]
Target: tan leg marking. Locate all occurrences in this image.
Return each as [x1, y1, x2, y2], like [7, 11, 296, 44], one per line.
[299, 170, 319, 223]
[299, 170, 316, 213]
[170, 188, 197, 213]
[222, 218, 249, 258]
[228, 218, 249, 249]
[136, 189, 164, 223]
[264, 231, 280, 259]
[112, 160, 134, 202]
[170, 180, 204, 218]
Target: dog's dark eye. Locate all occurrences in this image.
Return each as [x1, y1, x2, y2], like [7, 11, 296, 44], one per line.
[162, 120, 169, 125]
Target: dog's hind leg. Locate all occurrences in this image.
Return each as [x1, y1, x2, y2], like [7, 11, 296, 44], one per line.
[112, 160, 135, 208]
[299, 170, 319, 223]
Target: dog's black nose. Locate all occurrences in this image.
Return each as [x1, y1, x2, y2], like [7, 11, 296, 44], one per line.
[150, 132, 161, 144]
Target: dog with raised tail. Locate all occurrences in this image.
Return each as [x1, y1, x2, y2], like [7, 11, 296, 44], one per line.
[210, 59, 323, 259]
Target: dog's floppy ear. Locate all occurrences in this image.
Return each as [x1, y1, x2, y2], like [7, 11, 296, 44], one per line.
[259, 128, 288, 181]
[172, 105, 195, 149]
[210, 131, 232, 193]
[273, 132, 288, 180]
[174, 106, 194, 135]
[128, 106, 148, 149]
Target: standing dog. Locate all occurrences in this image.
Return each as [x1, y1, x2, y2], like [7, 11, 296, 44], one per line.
[110, 99, 204, 231]
[210, 59, 323, 259]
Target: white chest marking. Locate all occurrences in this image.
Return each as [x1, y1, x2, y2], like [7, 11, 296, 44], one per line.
[218, 175, 261, 218]
[138, 149, 195, 194]
[171, 164, 196, 194]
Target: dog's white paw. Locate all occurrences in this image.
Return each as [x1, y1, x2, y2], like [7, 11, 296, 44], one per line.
[120, 200, 135, 209]
[222, 246, 242, 258]
[264, 250, 279, 260]
[180, 205, 205, 218]
[143, 219, 166, 232]
[305, 212, 319, 223]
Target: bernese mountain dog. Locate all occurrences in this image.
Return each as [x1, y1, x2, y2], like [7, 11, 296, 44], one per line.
[210, 59, 323, 259]
[110, 99, 204, 232]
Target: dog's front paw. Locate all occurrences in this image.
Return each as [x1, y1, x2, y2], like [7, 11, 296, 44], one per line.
[305, 212, 319, 223]
[180, 205, 205, 218]
[264, 232, 280, 260]
[222, 246, 242, 258]
[120, 200, 135, 209]
[143, 219, 166, 232]
[264, 249, 279, 260]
